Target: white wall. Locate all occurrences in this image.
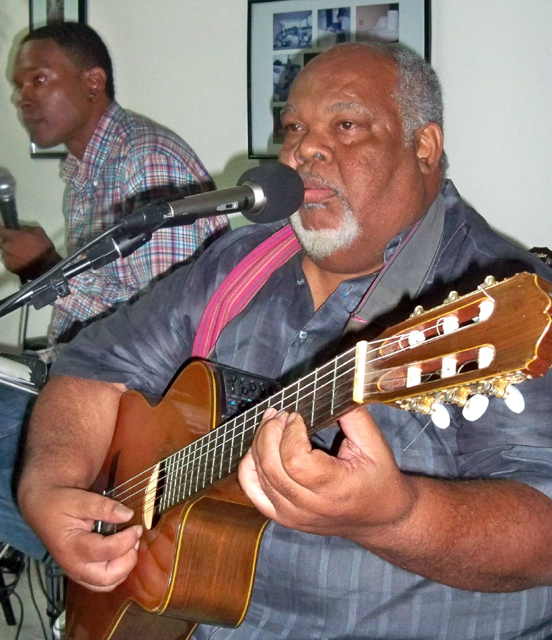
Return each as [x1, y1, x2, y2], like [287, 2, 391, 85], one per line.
[0, 0, 551, 350]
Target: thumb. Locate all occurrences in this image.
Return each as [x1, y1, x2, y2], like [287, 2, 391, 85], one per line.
[337, 406, 392, 460]
[77, 491, 135, 526]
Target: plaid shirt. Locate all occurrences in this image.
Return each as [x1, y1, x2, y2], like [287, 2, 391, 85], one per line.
[48, 101, 228, 348]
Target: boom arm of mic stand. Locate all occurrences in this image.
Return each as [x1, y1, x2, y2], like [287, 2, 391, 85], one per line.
[0, 229, 152, 318]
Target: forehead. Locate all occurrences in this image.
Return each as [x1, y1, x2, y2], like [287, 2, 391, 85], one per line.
[286, 48, 399, 115]
[14, 39, 78, 76]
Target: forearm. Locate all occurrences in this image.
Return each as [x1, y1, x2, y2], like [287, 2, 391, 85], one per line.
[17, 375, 143, 590]
[244, 408, 552, 595]
[356, 475, 552, 592]
[18, 375, 126, 514]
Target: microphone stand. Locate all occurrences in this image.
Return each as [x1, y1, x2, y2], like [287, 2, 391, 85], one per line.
[0, 223, 158, 319]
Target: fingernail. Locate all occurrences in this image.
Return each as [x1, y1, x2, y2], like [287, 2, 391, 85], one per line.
[286, 412, 297, 425]
[114, 504, 133, 520]
[264, 407, 278, 419]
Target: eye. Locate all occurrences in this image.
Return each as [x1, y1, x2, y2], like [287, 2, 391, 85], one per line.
[337, 120, 356, 131]
[33, 73, 47, 85]
[283, 122, 304, 134]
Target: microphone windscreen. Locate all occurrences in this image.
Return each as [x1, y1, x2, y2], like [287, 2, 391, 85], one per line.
[238, 163, 304, 224]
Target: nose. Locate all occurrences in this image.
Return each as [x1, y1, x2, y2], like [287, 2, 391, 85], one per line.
[294, 128, 333, 167]
[16, 83, 33, 110]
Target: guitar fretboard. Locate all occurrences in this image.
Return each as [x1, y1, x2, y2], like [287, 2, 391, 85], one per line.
[158, 345, 360, 513]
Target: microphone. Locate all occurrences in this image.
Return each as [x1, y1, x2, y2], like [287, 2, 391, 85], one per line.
[120, 163, 304, 230]
[0, 168, 20, 230]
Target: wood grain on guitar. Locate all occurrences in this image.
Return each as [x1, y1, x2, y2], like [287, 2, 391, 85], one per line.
[65, 272, 552, 640]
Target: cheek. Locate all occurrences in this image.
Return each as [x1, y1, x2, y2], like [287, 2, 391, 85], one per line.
[278, 142, 297, 168]
[49, 92, 88, 128]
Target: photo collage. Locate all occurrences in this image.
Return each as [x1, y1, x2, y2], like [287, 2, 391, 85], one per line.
[272, 3, 399, 143]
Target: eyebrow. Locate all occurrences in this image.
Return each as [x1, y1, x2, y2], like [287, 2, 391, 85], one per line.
[324, 102, 372, 116]
[280, 105, 296, 117]
[280, 101, 373, 118]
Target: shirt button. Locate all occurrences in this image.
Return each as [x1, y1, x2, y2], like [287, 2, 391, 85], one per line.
[296, 277, 305, 285]
[298, 330, 307, 340]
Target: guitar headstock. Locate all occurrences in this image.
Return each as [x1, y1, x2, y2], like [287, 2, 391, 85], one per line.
[354, 273, 552, 418]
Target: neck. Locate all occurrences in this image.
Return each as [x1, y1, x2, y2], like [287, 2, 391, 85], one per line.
[67, 97, 112, 159]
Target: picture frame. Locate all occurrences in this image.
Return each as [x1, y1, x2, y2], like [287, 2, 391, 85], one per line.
[247, 0, 431, 158]
[28, 0, 87, 159]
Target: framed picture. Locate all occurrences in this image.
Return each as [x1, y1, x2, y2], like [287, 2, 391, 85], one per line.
[247, 0, 431, 158]
[28, 0, 87, 159]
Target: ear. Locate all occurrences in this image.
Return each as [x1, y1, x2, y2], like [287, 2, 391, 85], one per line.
[414, 122, 443, 174]
[84, 67, 107, 98]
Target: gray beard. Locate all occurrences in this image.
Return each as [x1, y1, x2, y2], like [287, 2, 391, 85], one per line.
[290, 202, 360, 259]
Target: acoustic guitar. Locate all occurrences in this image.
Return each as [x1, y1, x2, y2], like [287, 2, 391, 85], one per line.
[65, 272, 552, 640]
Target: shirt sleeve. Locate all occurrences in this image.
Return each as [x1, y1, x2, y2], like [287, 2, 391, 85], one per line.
[50, 150, 228, 339]
[453, 370, 552, 499]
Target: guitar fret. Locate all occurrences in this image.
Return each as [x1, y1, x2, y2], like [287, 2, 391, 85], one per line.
[310, 369, 318, 429]
[165, 453, 175, 511]
[331, 357, 338, 416]
[192, 439, 201, 495]
[181, 448, 191, 505]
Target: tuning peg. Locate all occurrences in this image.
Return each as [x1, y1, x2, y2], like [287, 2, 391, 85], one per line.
[482, 275, 497, 287]
[431, 402, 451, 429]
[443, 291, 459, 304]
[462, 394, 489, 421]
[504, 385, 525, 413]
[409, 305, 425, 318]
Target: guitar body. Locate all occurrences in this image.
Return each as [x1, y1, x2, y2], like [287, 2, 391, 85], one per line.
[66, 360, 269, 640]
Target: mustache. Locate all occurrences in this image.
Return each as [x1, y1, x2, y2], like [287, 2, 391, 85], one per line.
[296, 171, 344, 199]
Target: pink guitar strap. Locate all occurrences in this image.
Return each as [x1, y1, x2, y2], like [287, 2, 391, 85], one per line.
[192, 225, 301, 359]
[193, 194, 445, 359]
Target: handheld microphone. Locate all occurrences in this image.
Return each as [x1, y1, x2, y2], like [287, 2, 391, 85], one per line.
[120, 163, 304, 231]
[0, 168, 20, 230]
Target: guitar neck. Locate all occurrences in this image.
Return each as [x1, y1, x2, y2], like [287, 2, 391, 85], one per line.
[156, 272, 552, 516]
[159, 345, 361, 513]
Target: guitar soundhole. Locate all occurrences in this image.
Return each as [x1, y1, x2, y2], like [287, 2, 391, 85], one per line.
[143, 460, 166, 530]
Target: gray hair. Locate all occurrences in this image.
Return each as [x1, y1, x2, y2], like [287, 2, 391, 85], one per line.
[387, 44, 448, 175]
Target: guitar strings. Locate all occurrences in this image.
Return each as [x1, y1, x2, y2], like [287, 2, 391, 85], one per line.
[108, 347, 358, 509]
[104, 316, 473, 520]
[150, 310, 492, 518]
[104, 307, 490, 523]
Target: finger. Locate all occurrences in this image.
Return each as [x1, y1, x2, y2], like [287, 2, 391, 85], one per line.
[69, 530, 141, 590]
[73, 524, 143, 564]
[238, 449, 278, 519]
[337, 406, 393, 462]
[71, 492, 135, 528]
[239, 408, 287, 515]
[266, 412, 337, 495]
[0, 226, 21, 241]
[252, 411, 321, 511]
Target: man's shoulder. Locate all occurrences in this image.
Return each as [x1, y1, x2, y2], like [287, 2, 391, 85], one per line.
[439, 180, 552, 284]
[107, 104, 199, 162]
